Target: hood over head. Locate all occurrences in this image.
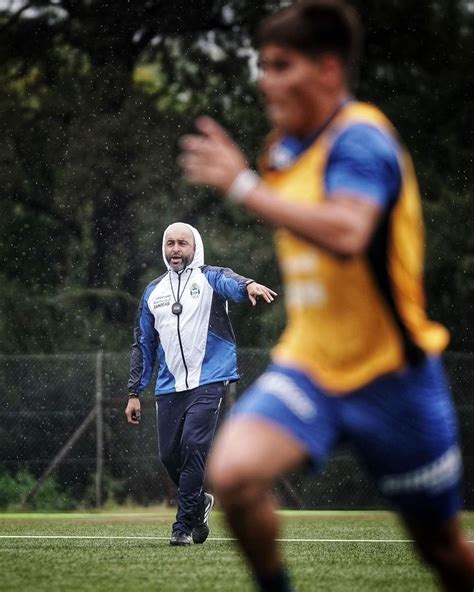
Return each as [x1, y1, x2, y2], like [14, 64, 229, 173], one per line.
[162, 222, 204, 271]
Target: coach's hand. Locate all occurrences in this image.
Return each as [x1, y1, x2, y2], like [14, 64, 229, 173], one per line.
[179, 117, 248, 193]
[125, 397, 141, 425]
[246, 282, 278, 306]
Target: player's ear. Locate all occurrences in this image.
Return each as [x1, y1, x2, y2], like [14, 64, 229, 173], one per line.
[318, 54, 345, 90]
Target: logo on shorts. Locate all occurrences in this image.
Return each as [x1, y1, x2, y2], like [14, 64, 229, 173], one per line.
[190, 283, 200, 299]
[378, 445, 461, 495]
[257, 372, 317, 421]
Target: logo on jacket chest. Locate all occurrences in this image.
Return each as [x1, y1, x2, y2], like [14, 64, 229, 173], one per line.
[190, 283, 200, 299]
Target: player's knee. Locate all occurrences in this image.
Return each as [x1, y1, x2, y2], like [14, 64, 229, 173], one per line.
[207, 453, 256, 507]
[206, 452, 240, 498]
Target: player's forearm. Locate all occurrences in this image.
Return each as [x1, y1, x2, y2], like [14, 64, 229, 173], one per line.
[240, 184, 371, 256]
[179, 118, 379, 255]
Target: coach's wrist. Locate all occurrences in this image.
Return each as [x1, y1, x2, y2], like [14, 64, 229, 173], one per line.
[128, 392, 139, 399]
[226, 169, 261, 204]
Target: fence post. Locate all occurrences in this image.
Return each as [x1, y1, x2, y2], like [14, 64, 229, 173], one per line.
[95, 350, 104, 508]
[20, 406, 97, 508]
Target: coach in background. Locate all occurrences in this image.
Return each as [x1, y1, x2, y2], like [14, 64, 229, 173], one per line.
[125, 222, 276, 546]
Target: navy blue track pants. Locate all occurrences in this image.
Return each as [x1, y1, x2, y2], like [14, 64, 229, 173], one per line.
[156, 382, 224, 534]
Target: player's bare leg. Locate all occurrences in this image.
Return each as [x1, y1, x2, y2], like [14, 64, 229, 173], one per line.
[207, 417, 308, 591]
[403, 515, 474, 591]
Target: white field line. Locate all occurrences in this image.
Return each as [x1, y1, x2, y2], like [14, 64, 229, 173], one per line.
[0, 534, 413, 543]
[1, 535, 473, 544]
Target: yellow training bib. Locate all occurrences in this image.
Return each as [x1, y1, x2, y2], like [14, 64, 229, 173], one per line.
[263, 102, 449, 394]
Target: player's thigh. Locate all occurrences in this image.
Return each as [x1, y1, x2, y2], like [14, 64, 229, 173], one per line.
[209, 364, 340, 484]
[210, 416, 309, 485]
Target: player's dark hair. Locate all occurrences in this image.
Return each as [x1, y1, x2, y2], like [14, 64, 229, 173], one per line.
[256, 0, 361, 71]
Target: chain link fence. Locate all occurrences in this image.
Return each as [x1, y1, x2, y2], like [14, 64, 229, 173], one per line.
[0, 350, 472, 510]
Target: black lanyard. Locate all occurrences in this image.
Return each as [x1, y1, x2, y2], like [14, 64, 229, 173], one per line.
[169, 269, 193, 315]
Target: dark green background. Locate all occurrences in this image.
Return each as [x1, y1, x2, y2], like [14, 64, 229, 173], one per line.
[0, 0, 472, 354]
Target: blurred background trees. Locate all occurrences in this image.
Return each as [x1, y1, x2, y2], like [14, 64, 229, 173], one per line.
[0, 0, 472, 353]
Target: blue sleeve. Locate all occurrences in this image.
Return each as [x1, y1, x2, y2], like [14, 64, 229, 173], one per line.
[325, 124, 402, 209]
[127, 284, 159, 394]
[203, 266, 251, 303]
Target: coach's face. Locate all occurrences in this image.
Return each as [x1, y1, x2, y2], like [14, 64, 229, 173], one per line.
[258, 44, 338, 137]
[165, 226, 195, 272]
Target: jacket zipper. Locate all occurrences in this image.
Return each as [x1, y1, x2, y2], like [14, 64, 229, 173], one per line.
[175, 272, 189, 389]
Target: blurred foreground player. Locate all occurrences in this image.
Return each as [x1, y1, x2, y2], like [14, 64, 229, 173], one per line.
[180, 0, 474, 590]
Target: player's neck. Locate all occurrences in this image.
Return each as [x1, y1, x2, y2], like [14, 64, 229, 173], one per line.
[322, 89, 351, 119]
[296, 91, 352, 139]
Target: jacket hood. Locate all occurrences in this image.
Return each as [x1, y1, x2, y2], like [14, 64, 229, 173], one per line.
[162, 222, 204, 271]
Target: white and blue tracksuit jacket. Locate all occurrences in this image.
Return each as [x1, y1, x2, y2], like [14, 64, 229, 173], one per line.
[128, 224, 253, 396]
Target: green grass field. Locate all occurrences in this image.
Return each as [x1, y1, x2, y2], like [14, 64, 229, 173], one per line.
[1, 510, 473, 591]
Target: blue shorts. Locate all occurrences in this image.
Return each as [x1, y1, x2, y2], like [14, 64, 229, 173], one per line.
[232, 357, 462, 523]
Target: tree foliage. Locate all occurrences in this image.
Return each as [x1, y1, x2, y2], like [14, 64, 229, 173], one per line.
[0, 0, 472, 353]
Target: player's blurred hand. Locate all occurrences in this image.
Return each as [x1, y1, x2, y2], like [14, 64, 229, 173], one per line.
[179, 117, 248, 193]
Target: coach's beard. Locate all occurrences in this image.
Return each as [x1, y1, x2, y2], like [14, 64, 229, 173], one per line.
[167, 254, 193, 272]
